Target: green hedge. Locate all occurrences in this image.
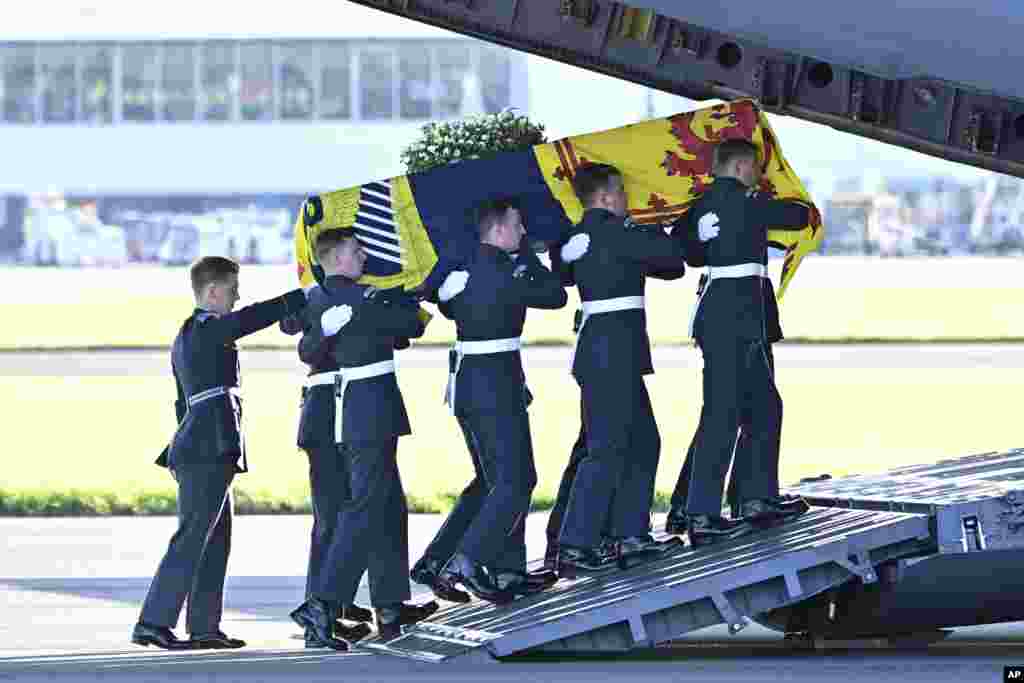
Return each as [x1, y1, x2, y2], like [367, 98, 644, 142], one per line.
[0, 488, 673, 517]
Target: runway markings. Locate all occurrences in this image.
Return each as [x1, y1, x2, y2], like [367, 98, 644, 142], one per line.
[0, 646, 373, 670]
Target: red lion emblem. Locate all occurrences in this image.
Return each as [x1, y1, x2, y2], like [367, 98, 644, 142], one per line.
[661, 102, 761, 196]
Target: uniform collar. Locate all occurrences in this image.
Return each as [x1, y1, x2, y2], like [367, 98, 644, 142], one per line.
[194, 306, 220, 319]
[713, 176, 748, 191]
[479, 243, 513, 263]
[582, 207, 619, 222]
[324, 274, 358, 287]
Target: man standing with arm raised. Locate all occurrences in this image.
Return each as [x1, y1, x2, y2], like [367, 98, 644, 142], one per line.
[133, 256, 306, 650]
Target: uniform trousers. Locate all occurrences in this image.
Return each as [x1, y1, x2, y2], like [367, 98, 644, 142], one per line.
[545, 399, 614, 552]
[139, 463, 235, 634]
[422, 414, 530, 570]
[558, 375, 660, 549]
[304, 444, 360, 599]
[314, 438, 410, 607]
[671, 344, 777, 513]
[686, 336, 781, 515]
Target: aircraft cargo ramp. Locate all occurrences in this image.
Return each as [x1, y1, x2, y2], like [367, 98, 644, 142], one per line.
[360, 449, 1024, 662]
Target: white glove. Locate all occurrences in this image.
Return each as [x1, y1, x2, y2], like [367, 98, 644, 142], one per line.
[698, 212, 721, 242]
[439, 270, 469, 302]
[560, 233, 590, 262]
[321, 304, 353, 336]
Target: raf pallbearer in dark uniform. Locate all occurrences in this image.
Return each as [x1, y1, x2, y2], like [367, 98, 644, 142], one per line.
[278, 286, 375, 648]
[409, 198, 567, 604]
[133, 256, 306, 650]
[542, 212, 681, 570]
[555, 163, 687, 576]
[680, 139, 811, 547]
[665, 207, 792, 533]
[289, 229, 437, 650]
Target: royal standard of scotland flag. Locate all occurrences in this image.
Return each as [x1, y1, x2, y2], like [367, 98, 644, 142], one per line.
[294, 99, 823, 299]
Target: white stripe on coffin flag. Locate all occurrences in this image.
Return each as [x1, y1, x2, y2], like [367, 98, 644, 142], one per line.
[357, 233, 404, 255]
[356, 180, 405, 266]
[362, 246, 404, 265]
[361, 187, 392, 204]
[360, 196, 393, 215]
[353, 221, 400, 241]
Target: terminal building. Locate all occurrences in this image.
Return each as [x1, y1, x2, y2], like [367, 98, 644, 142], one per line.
[0, 1, 673, 264]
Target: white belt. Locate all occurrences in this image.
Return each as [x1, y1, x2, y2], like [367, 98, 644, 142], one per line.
[305, 361, 396, 443]
[444, 337, 522, 415]
[687, 262, 768, 338]
[186, 385, 240, 409]
[569, 295, 645, 371]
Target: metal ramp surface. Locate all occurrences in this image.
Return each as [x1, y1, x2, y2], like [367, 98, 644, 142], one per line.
[786, 448, 1024, 554]
[360, 507, 933, 662]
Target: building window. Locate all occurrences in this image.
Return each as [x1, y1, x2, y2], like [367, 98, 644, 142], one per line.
[399, 44, 432, 119]
[436, 44, 472, 118]
[279, 43, 314, 120]
[40, 46, 77, 123]
[162, 43, 196, 121]
[0, 38, 519, 126]
[1, 45, 37, 123]
[360, 47, 394, 120]
[240, 42, 273, 121]
[478, 47, 511, 114]
[81, 46, 112, 124]
[319, 43, 350, 120]
[202, 42, 236, 121]
[122, 44, 159, 122]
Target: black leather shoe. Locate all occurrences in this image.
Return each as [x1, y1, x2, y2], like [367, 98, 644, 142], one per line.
[289, 599, 348, 651]
[304, 627, 321, 648]
[556, 544, 617, 578]
[438, 553, 517, 604]
[687, 514, 756, 547]
[189, 630, 246, 649]
[337, 621, 373, 643]
[305, 622, 371, 648]
[597, 537, 621, 562]
[740, 496, 810, 525]
[131, 622, 195, 650]
[375, 601, 440, 641]
[495, 568, 558, 595]
[412, 555, 472, 604]
[665, 507, 689, 535]
[526, 567, 559, 587]
[410, 555, 443, 586]
[339, 603, 373, 623]
[617, 534, 677, 569]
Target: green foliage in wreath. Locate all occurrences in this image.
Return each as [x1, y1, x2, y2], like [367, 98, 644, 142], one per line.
[400, 109, 548, 175]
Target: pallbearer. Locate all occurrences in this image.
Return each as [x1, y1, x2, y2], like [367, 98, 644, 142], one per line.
[412, 198, 567, 604]
[289, 229, 436, 649]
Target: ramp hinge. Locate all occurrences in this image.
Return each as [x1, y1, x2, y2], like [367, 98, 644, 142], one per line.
[710, 593, 747, 634]
[961, 515, 987, 552]
[628, 615, 652, 647]
[835, 552, 877, 584]
[783, 570, 804, 599]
